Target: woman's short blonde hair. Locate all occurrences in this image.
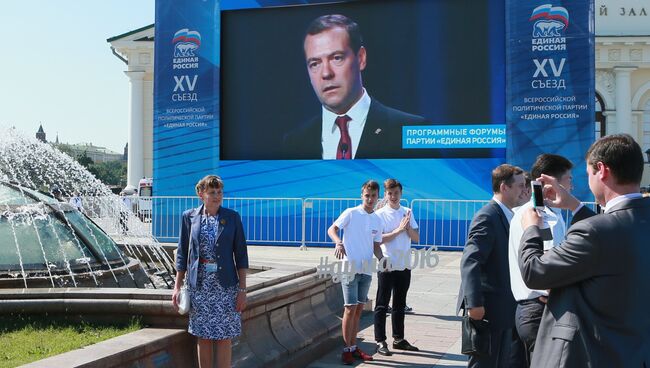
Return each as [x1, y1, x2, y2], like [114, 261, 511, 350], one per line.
[195, 175, 224, 195]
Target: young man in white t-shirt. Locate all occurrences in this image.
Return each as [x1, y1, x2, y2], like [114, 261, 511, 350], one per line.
[373, 178, 420, 355]
[328, 180, 384, 365]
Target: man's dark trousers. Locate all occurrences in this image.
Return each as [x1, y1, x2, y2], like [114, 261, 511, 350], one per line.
[374, 269, 411, 342]
[468, 327, 525, 368]
[515, 298, 545, 366]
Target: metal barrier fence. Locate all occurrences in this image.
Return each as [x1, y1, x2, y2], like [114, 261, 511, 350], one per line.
[144, 197, 304, 245]
[411, 199, 491, 250]
[86, 195, 598, 250]
[302, 198, 409, 247]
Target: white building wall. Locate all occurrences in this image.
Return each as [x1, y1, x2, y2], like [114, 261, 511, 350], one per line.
[108, 29, 154, 189]
[595, 0, 650, 185]
[143, 78, 154, 179]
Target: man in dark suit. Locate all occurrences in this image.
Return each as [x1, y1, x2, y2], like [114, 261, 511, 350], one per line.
[457, 164, 528, 367]
[507, 154, 595, 367]
[284, 14, 426, 160]
[519, 134, 650, 368]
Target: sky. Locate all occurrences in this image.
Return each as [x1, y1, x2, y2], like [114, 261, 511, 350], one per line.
[0, 1, 154, 153]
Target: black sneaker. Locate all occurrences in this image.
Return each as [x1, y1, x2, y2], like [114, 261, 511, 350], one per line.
[393, 339, 419, 351]
[386, 305, 414, 314]
[376, 341, 393, 356]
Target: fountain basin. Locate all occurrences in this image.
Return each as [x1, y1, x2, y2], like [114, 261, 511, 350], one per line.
[1, 181, 172, 289]
[1, 263, 343, 368]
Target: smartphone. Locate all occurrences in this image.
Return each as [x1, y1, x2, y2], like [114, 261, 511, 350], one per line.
[531, 180, 544, 209]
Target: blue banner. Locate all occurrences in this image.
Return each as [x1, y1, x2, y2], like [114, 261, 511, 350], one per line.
[402, 125, 506, 149]
[153, 0, 220, 196]
[506, 1, 595, 200]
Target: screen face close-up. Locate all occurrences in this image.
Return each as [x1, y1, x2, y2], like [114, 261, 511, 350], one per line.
[220, 0, 506, 161]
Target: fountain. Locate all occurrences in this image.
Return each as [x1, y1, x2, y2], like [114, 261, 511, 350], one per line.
[0, 127, 344, 367]
[0, 127, 174, 288]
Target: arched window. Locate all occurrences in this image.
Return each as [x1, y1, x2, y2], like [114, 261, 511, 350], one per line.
[595, 94, 606, 139]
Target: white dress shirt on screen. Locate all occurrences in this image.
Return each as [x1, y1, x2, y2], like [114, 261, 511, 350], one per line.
[320, 89, 371, 159]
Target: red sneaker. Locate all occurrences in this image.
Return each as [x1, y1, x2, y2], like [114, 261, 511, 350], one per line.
[352, 347, 374, 361]
[341, 351, 354, 365]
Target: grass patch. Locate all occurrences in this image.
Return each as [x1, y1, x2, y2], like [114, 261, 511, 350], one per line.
[0, 313, 143, 368]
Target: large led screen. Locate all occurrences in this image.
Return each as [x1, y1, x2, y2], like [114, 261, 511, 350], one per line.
[155, 0, 507, 200]
[220, 0, 506, 161]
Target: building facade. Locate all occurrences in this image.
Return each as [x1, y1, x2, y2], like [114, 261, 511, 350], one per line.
[595, 0, 650, 169]
[61, 143, 124, 163]
[107, 25, 155, 191]
[109, 2, 650, 190]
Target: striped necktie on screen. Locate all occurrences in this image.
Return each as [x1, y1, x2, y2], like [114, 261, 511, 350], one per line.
[335, 115, 352, 159]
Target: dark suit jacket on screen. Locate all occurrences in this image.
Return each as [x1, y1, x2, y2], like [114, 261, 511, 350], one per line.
[282, 99, 426, 159]
[519, 197, 650, 368]
[457, 200, 517, 330]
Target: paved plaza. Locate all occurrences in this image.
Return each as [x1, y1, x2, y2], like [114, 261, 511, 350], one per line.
[247, 245, 466, 367]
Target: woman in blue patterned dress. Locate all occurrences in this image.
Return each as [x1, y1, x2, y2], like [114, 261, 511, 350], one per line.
[173, 175, 249, 367]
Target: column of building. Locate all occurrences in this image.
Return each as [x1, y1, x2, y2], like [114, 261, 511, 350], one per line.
[125, 71, 145, 191]
[613, 67, 637, 136]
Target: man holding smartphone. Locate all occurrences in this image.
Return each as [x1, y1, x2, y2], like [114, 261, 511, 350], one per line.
[519, 134, 649, 367]
[507, 154, 594, 366]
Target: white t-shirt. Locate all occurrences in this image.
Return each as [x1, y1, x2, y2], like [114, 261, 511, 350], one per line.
[508, 201, 566, 301]
[333, 205, 383, 275]
[121, 196, 132, 212]
[375, 205, 419, 271]
[69, 196, 83, 211]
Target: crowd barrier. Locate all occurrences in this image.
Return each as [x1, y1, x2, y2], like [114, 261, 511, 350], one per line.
[85, 196, 598, 250]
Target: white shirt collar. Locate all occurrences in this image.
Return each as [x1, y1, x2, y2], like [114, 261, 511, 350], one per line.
[603, 193, 643, 213]
[492, 195, 513, 224]
[321, 89, 371, 159]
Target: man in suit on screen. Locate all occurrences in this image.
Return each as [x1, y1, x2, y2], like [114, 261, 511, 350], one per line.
[519, 134, 650, 367]
[283, 14, 426, 160]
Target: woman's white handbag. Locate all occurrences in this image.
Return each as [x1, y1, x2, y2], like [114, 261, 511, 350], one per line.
[177, 286, 190, 315]
[177, 233, 192, 315]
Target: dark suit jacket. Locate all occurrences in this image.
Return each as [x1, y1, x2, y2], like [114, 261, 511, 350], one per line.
[282, 99, 426, 159]
[519, 197, 650, 368]
[457, 200, 517, 330]
[176, 205, 249, 288]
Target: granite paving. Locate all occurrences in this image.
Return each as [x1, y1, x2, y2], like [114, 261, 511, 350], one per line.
[246, 245, 466, 368]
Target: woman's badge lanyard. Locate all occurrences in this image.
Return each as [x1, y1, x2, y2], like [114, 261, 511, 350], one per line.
[202, 210, 219, 273]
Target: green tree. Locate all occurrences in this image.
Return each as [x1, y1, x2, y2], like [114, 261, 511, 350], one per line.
[77, 151, 94, 168]
[53, 143, 75, 158]
[88, 160, 127, 187]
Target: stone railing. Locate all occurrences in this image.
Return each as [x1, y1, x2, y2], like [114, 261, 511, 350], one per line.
[1, 263, 343, 368]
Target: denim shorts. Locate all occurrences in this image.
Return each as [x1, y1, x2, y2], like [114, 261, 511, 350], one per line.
[341, 273, 372, 306]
